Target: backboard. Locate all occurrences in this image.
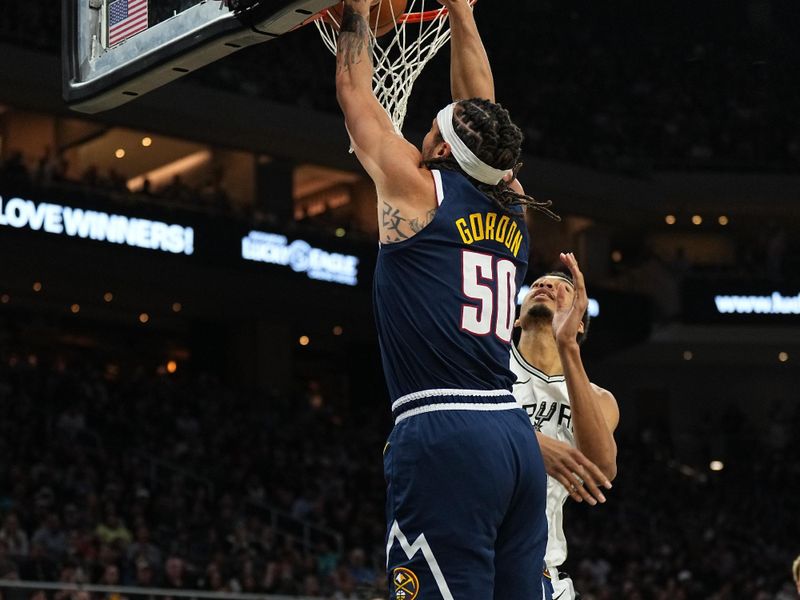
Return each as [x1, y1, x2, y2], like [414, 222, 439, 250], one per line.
[62, 0, 337, 114]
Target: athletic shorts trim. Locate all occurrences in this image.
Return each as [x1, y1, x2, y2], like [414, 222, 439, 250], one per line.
[391, 388, 519, 423]
[392, 388, 511, 411]
[395, 401, 521, 423]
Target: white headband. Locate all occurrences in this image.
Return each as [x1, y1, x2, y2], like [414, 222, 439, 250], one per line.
[436, 103, 514, 186]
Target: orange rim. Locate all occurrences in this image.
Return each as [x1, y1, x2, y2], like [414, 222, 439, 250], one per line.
[301, 0, 477, 28]
[396, 0, 478, 24]
[396, 7, 448, 24]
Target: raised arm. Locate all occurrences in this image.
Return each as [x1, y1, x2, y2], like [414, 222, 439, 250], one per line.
[336, 0, 400, 173]
[554, 253, 619, 481]
[443, 0, 527, 195]
[442, 0, 494, 102]
[335, 0, 431, 223]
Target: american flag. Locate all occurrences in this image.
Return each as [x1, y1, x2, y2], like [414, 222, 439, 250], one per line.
[108, 0, 149, 47]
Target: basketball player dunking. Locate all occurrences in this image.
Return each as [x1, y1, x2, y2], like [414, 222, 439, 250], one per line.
[336, 0, 558, 597]
[511, 254, 619, 599]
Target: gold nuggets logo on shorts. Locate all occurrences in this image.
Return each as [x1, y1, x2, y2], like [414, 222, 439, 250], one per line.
[392, 567, 419, 600]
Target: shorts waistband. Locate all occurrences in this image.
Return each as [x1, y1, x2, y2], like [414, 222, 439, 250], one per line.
[391, 388, 518, 423]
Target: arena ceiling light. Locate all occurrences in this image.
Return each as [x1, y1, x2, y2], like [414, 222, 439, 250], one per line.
[64, 127, 204, 179]
[126, 150, 211, 192]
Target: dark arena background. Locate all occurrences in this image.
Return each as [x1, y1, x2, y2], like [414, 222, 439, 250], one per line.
[1, 1, 800, 599]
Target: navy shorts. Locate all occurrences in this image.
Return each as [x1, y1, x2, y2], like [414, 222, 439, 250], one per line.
[384, 398, 550, 600]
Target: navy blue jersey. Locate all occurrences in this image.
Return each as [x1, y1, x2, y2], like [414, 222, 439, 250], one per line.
[374, 169, 530, 403]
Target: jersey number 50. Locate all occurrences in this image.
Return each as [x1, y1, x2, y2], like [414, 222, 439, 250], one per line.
[461, 250, 517, 342]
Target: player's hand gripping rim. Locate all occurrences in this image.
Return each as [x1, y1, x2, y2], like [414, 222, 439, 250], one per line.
[538, 433, 611, 505]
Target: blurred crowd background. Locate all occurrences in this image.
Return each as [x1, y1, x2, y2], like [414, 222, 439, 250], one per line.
[0, 353, 798, 599]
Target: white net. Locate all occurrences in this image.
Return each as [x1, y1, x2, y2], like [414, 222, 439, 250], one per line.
[314, 1, 455, 133]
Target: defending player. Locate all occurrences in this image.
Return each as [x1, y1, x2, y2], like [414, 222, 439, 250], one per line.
[335, 0, 556, 597]
[511, 253, 619, 599]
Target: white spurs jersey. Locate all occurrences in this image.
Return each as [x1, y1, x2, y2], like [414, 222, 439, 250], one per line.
[510, 344, 574, 569]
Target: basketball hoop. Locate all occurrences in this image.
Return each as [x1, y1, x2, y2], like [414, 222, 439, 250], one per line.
[309, 0, 477, 133]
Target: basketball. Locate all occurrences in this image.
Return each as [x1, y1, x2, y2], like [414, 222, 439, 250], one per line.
[324, 0, 408, 37]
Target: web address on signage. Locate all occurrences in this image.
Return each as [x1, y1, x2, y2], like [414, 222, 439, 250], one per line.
[714, 292, 800, 315]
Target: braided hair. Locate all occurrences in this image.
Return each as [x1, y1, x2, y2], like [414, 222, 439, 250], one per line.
[423, 98, 560, 221]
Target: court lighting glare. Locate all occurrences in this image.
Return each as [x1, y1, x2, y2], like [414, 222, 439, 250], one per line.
[299, 335, 310, 346]
[665, 215, 676, 225]
[718, 215, 729, 225]
[778, 352, 789, 363]
[115, 148, 126, 159]
[166, 360, 178, 373]
[691, 215, 703, 225]
[141, 137, 153, 147]
[709, 460, 724, 471]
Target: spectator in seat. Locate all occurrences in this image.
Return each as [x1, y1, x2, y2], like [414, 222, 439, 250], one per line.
[19, 542, 57, 582]
[0, 514, 29, 558]
[100, 564, 126, 600]
[133, 558, 155, 588]
[345, 548, 373, 587]
[125, 526, 161, 577]
[163, 556, 187, 591]
[32, 513, 67, 560]
[95, 510, 131, 549]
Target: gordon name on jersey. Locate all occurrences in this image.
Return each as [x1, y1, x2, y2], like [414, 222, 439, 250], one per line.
[454, 211, 525, 258]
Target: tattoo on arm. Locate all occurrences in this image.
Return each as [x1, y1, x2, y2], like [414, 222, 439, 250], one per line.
[381, 203, 408, 242]
[381, 202, 437, 243]
[409, 209, 437, 233]
[337, 5, 372, 72]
